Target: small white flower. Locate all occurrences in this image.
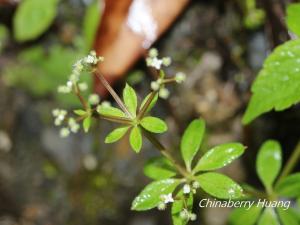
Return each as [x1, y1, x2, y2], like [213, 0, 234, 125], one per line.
[179, 210, 189, 219]
[88, 94, 100, 105]
[78, 82, 88, 91]
[151, 57, 163, 70]
[52, 109, 60, 117]
[157, 202, 166, 210]
[159, 88, 170, 99]
[175, 72, 186, 83]
[149, 48, 158, 58]
[66, 81, 73, 87]
[68, 118, 80, 133]
[190, 213, 197, 221]
[83, 154, 98, 171]
[161, 193, 174, 204]
[85, 55, 95, 64]
[162, 57, 172, 66]
[60, 127, 70, 138]
[183, 184, 191, 194]
[151, 81, 160, 91]
[192, 181, 200, 189]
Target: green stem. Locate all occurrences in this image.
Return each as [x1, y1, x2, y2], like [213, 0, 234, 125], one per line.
[74, 83, 88, 109]
[137, 91, 157, 120]
[276, 141, 300, 184]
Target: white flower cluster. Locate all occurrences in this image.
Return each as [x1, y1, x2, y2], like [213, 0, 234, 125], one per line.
[157, 193, 174, 210]
[57, 51, 104, 94]
[183, 181, 200, 194]
[146, 48, 171, 70]
[179, 209, 197, 221]
[52, 109, 80, 138]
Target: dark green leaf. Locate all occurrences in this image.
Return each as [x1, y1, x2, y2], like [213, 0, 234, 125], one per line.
[229, 206, 263, 225]
[275, 173, 300, 197]
[105, 126, 129, 143]
[123, 83, 137, 117]
[256, 140, 282, 192]
[196, 172, 244, 199]
[286, 3, 300, 37]
[258, 208, 280, 225]
[243, 39, 300, 124]
[181, 119, 205, 171]
[193, 143, 245, 172]
[277, 208, 299, 225]
[140, 116, 167, 133]
[14, 0, 58, 42]
[131, 179, 180, 211]
[144, 157, 176, 180]
[83, 116, 91, 133]
[172, 191, 193, 225]
[129, 126, 142, 153]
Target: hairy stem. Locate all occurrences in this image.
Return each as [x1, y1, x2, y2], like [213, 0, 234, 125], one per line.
[276, 141, 300, 184]
[94, 72, 132, 117]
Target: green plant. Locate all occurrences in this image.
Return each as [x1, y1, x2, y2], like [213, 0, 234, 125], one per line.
[52, 49, 246, 224]
[229, 140, 300, 225]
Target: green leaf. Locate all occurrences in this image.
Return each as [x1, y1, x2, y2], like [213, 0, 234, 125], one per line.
[275, 173, 300, 197]
[172, 191, 193, 225]
[196, 172, 244, 199]
[131, 179, 180, 211]
[229, 206, 263, 225]
[130, 126, 142, 153]
[258, 208, 280, 225]
[286, 3, 300, 37]
[140, 116, 168, 133]
[83, 116, 91, 133]
[14, 0, 58, 42]
[105, 126, 129, 144]
[74, 109, 86, 116]
[277, 208, 299, 225]
[123, 83, 137, 117]
[97, 105, 126, 117]
[242, 39, 300, 124]
[193, 143, 245, 172]
[181, 119, 205, 171]
[140, 92, 158, 113]
[83, 0, 102, 51]
[144, 157, 176, 180]
[256, 140, 282, 192]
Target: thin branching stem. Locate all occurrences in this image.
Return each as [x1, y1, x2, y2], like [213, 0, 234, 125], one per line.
[137, 91, 157, 120]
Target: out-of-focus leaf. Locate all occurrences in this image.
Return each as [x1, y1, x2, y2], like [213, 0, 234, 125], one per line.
[196, 172, 244, 199]
[143, 157, 176, 180]
[229, 206, 263, 225]
[14, 0, 59, 42]
[83, 116, 91, 132]
[123, 83, 137, 117]
[277, 208, 299, 225]
[129, 126, 142, 153]
[286, 3, 300, 37]
[97, 105, 126, 117]
[131, 178, 180, 211]
[258, 208, 280, 225]
[256, 140, 282, 192]
[243, 39, 300, 124]
[83, 0, 102, 51]
[193, 143, 245, 172]
[181, 119, 205, 171]
[275, 173, 300, 197]
[105, 126, 129, 143]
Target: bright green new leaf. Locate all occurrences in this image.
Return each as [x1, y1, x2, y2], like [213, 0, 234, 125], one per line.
[123, 83, 137, 117]
[83, 116, 91, 133]
[196, 172, 244, 199]
[140, 92, 158, 114]
[275, 173, 300, 197]
[243, 39, 300, 124]
[229, 205, 263, 225]
[277, 208, 299, 225]
[130, 126, 142, 153]
[140, 116, 167, 133]
[97, 105, 126, 117]
[74, 109, 86, 116]
[286, 3, 300, 37]
[105, 126, 129, 144]
[14, 0, 58, 42]
[256, 140, 282, 192]
[144, 157, 176, 180]
[83, 0, 102, 51]
[258, 208, 280, 225]
[193, 143, 245, 172]
[131, 179, 180, 211]
[181, 119, 205, 171]
[172, 191, 193, 225]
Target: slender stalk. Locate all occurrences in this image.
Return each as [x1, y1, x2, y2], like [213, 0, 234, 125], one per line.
[99, 115, 133, 125]
[137, 91, 157, 120]
[74, 83, 88, 109]
[276, 141, 300, 184]
[142, 128, 189, 177]
[94, 72, 132, 118]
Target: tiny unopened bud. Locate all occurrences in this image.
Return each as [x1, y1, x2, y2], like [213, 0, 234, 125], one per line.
[60, 127, 70, 138]
[157, 202, 166, 210]
[175, 72, 186, 83]
[78, 82, 88, 91]
[162, 57, 172, 66]
[151, 81, 160, 91]
[159, 88, 170, 99]
[179, 210, 189, 220]
[149, 48, 158, 58]
[192, 181, 200, 189]
[190, 213, 197, 221]
[88, 94, 100, 105]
